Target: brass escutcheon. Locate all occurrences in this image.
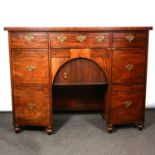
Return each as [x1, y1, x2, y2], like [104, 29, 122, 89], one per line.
[76, 35, 86, 42]
[126, 34, 135, 42]
[57, 35, 67, 42]
[63, 72, 69, 79]
[25, 34, 34, 41]
[96, 34, 104, 42]
[27, 103, 36, 110]
[125, 64, 134, 71]
[26, 65, 35, 72]
[123, 100, 133, 108]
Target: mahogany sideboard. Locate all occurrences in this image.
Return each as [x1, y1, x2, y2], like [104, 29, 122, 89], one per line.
[4, 27, 153, 134]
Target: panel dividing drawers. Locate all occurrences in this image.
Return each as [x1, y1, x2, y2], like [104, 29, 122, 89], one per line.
[10, 32, 48, 48]
[50, 33, 110, 48]
[12, 50, 49, 85]
[112, 49, 146, 83]
[110, 85, 145, 123]
[13, 87, 50, 125]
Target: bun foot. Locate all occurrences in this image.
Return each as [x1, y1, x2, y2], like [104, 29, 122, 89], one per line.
[14, 126, 21, 133]
[107, 125, 113, 133]
[46, 127, 53, 135]
[137, 122, 144, 130]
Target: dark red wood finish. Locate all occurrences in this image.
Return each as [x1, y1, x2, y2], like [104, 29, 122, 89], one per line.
[4, 27, 152, 134]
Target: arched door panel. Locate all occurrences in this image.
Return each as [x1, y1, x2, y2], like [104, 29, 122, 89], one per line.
[54, 58, 107, 85]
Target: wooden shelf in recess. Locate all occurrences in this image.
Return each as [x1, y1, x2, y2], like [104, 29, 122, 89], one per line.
[53, 83, 108, 86]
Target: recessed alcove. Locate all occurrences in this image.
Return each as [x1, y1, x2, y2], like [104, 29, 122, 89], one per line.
[53, 58, 108, 111]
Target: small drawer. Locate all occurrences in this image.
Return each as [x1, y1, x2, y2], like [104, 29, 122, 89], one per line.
[110, 85, 145, 123]
[12, 50, 49, 85]
[51, 49, 70, 58]
[50, 33, 110, 48]
[10, 32, 48, 48]
[113, 32, 147, 48]
[13, 86, 50, 125]
[112, 49, 146, 83]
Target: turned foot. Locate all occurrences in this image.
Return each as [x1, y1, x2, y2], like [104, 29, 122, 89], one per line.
[14, 126, 21, 133]
[46, 127, 53, 135]
[137, 122, 144, 130]
[107, 125, 113, 133]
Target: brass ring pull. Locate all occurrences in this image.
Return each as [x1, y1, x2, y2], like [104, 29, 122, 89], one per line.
[27, 103, 36, 110]
[63, 72, 69, 79]
[76, 35, 86, 42]
[57, 35, 67, 42]
[26, 65, 35, 72]
[126, 34, 135, 42]
[125, 64, 134, 71]
[96, 35, 104, 42]
[124, 100, 133, 108]
[25, 34, 34, 41]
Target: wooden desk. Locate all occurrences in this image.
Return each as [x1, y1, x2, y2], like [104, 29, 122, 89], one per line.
[4, 27, 153, 134]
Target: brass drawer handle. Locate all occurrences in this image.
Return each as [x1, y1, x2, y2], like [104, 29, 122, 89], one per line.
[27, 103, 36, 110]
[76, 35, 86, 42]
[124, 100, 133, 108]
[57, 35, 67, 42]
[96, 35, 104, 42]
[26, 65, 35, 72]
[126, 34, 135, 42]
[125, 64, 134, 71]
[25, 34, 34, 41]
[63, 72, 69, 79]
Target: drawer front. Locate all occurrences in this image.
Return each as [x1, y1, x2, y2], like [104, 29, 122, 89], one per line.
[50, 33, 109, 48]
[112, 49, 146, 83]
[12, 50, 49, 85]
[13, 86, 50, 125]
[10, 32, 48, 48]
[113, 32, 147, 48]
[54, 58, 107, 85]
[110, 85, 145, 123]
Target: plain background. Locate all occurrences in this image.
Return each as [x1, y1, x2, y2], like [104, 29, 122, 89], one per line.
[0, 0, 155, 111]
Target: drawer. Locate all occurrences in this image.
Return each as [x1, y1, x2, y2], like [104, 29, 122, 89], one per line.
[50, 33, 110, 48]
[110, 85, 145, 123]
[12, 50, 49, 85]
[10, 32, 48, 48]
[54, 58, 107, 85]
[112, 49, 146, 83]
[113, 32, 147, 48]
[13, 86, 50, 125]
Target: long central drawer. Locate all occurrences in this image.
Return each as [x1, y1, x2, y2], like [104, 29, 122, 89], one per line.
[50, 33, 110, 48]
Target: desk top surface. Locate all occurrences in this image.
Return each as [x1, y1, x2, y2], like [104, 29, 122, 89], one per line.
[4, 27, 153, 32]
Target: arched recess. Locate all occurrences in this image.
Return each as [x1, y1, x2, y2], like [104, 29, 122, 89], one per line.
[51, 56, 110, 85]
[51, 53, 110, 111]
[53, 58, 108, 85]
